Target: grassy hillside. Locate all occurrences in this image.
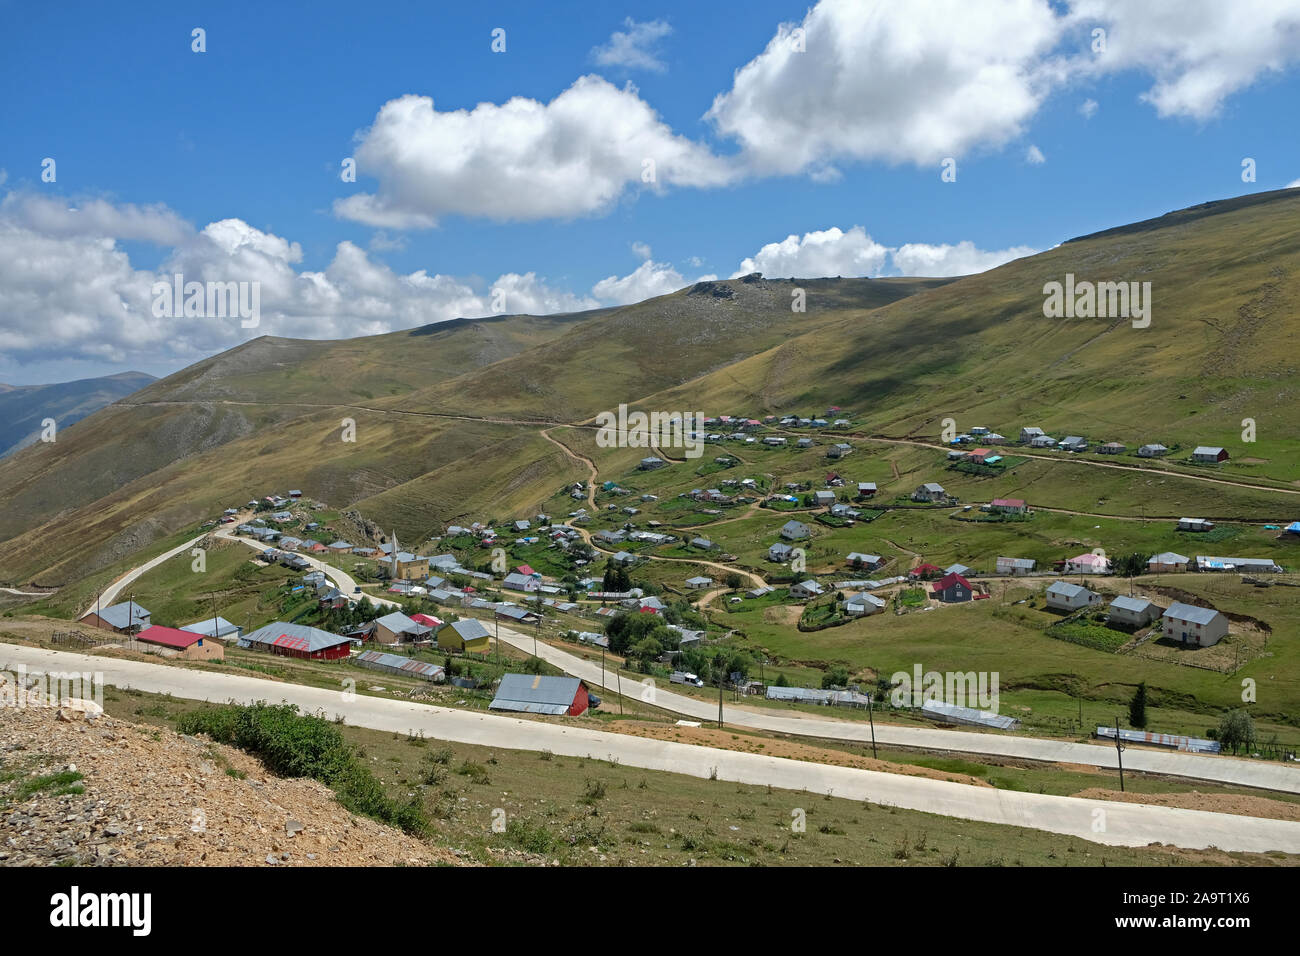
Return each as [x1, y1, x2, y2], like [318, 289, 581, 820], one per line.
[642, 188, 1300, 484]
[1, 189, 1299, 585]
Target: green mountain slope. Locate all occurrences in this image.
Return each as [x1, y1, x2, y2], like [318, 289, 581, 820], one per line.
[2, 187, 1298, 585]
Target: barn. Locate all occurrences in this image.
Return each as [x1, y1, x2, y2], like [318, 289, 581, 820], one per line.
[490, 674, 592, 716]
[240, 622, 352, 660]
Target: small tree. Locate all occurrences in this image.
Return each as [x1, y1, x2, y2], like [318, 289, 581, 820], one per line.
[1128, 682, 1148, 729]
[725, 572, 743, 590]
[821, 665, 850, 689]
[1217, 709, 1257, 755]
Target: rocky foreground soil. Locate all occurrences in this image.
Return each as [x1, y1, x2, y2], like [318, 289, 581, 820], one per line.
[0, 681, 465, 867]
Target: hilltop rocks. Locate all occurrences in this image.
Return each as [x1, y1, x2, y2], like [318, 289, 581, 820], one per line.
[686, 280, 736, 299]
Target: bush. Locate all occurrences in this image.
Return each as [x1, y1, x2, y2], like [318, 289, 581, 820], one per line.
[176, 703, 428, 836]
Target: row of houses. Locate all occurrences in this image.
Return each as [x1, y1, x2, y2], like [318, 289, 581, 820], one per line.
[1044, 582, 1230, 645]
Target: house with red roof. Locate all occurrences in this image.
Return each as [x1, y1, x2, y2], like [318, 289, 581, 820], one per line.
[931, 573, 974, 603]
[515, 564, 536, 577]
[909, 563, 943, 580]
[134, 625, 225, 661]
[990, 497, 1027, 515]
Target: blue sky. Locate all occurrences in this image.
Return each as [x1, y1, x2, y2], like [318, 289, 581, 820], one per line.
[2, 0, 1298, 384]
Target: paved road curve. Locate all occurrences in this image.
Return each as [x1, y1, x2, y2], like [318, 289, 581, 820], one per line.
[4, 644, 1299, 854]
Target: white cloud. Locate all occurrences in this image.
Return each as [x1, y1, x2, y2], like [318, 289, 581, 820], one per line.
[1286, 178, 1300, 188]
[335, 76, 734, 227]
[732, 227, 890, 278]
[0, 195, 603, 369]
[730, 225, 1037, 279]
[0, 193, 192, 245]
[630, 241, 653, 261]
[891, 240, 1037, 277]
[1068, 0, 1300, 120]
[592, 258, 687, 305]
[323, 1, 1300, 225]
[706, 0, 1063, 174]
[1025, 145, 1046, 164]
[592, 18, 673, 73]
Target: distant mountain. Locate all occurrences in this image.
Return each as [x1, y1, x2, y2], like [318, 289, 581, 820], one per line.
[0, 371, 156, 458]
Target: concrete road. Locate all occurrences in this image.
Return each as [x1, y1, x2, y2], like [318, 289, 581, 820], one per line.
[84, 532, 212, 617]
[490, 625, 1300, 794]
[3, 644, 1298, 854]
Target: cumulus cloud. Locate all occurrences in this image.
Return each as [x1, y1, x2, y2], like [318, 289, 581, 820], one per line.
[706, 0, 1062, 174]
[630, 241, 653, 261]
[1025, 145, 1046, 164]
[891, 240, 1037, 277]
[1079, 98, 1099, 118]
[0, 195, 602, 370]
[324, 1, 1300, 225]
[335, 76, 734, 227]
[1, 193, 193, 245]
[592, 18, 673, 72]
[730, 225, 1036, 279]
[733, 227, 891, 278]
[1068, 0, 1300, 119]
[591, 258, 688, 305]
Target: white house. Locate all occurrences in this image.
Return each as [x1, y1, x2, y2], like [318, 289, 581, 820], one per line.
[789, 580, 826, 600]
[912, 482, 947, 502]
[684, 576, 714, 590]
[1045, 581, 1102, 611]
[1065, 553, 1111, 574]
[996, 556, 1036, 575]
[1177, 517, 1215, 532]
[780, 520, 811, 540]
[1107, 596, 1161, 628]
[1162, 602, 1229, 646]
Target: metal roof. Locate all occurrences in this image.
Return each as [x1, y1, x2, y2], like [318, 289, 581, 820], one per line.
[490, 674, 584, 715]
[448, 618, 491, 641]
[1163, 601, 1223, 625]
[242, 621, 350, 652]
[355, 650, 445, 681]
[180, 616, 240, 637]
[922, 699, 1019, 730]
[136, 625, 203, 649]
[83, 601, 150, 630]
[1109, 595, 1156, 612]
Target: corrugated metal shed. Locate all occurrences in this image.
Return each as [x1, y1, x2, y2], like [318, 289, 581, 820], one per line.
[355, 650, 445, 682]
[1097, 725, 1220, 754]
[922, 699, 1019, 730]
[490, 674, 584, 715]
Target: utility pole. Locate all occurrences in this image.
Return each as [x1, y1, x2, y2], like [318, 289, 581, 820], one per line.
[616, 665, 623, 715]
[868, 694, 878, 760]
[1115, 716, 1126, 792]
